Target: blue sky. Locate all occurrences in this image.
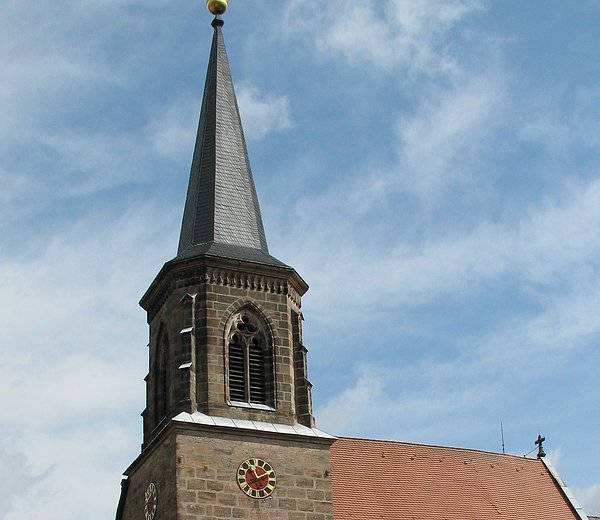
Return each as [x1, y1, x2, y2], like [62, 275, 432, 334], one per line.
[1, 1, 599, 518]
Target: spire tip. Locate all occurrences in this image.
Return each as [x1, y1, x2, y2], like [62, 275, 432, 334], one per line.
[206, 0, 227, 16]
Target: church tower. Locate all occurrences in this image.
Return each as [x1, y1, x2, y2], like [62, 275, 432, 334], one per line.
[116, 3, 335, 519]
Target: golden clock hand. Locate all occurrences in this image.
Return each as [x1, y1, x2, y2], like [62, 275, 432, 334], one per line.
[248, 466, 265, 483]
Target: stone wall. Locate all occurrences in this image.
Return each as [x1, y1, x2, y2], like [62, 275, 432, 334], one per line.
[176, 427, 334, 520]
[199, 281, 297, 423]
[121, 431, 177, 520]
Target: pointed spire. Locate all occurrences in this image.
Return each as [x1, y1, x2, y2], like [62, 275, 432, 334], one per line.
[177, 16, 283, 267]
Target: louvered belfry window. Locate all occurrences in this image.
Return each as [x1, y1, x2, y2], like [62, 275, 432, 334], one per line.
[154, 331, 169, 425]
[227, 311, 273, 407]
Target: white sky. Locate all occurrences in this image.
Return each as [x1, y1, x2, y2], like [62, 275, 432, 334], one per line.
[1, 1, 599, 518]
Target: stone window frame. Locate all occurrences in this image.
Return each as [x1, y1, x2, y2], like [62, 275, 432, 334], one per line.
[153, 325, 170, 425]
[224, 307, 275, 411]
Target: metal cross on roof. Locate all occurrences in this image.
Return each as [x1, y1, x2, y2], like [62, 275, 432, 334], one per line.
[535, 434, 546, 458]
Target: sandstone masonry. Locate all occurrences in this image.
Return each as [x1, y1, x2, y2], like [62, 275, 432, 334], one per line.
[122, 424, 334, 520]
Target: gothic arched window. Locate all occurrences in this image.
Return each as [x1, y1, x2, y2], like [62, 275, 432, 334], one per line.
[226, 311, 274, 408]
[154, 330, 169, 425]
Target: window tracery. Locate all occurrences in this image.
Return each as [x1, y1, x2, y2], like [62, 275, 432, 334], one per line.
[226, 310, 274, 408]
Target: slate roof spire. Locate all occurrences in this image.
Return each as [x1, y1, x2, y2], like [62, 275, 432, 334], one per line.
[176, 15, 284, 267]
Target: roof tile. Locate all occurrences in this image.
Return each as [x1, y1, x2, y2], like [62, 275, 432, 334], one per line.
[331, 438, 580, 520]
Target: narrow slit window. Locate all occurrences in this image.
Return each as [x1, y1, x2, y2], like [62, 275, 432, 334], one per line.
[154, 332, 169, 425]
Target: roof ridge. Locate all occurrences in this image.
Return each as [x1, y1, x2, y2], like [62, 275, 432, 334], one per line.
[337, 435, 544, 461]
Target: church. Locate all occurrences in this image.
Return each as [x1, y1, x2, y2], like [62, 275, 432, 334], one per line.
[115, 2, 591, 519]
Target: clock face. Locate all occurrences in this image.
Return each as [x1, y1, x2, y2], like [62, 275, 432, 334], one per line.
[144, 482, 157, 520]
[236, 458, 276, 499]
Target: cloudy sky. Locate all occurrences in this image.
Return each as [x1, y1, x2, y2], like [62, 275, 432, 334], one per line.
[1, 0, 600, 518]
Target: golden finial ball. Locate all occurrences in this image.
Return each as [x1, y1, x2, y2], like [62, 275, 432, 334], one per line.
[206, 0, 227, 15]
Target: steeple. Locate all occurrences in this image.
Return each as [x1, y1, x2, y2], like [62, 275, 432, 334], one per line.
[177, 15, 283, 267]
[138, 7, 314, 447]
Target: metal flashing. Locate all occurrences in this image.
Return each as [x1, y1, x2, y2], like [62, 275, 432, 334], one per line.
[253, 421, 278, 433]
[273, 423, 298, 435]
[212, 415, 236, 428]
[541, 456, 589, 520]
[227, 399, 276, 412]
[292, 424, 317, 437]
[231, 419, 257, 430]
[172, 411, 335, 439]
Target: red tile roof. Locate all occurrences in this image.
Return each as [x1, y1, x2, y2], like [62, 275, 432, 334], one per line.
[331, 437, 579, 520]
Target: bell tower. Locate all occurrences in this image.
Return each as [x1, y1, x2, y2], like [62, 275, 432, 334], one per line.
[139, 11, 314, 444]
[116, 4, 334, 519]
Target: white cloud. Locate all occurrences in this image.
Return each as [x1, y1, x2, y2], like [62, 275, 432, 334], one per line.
[0, 355, 140, 427]
[146, 86, 292, 158]
[237, 85, 292, 140]
[0, 0, 200, 212]
[0, 0, 143, 144]
[283, 0, 483, 76]
[316, 274, 600, 442]
[317, 374, 386, 433]
[284, 177, 600, 327]
[316, 361, 498, 444]
[394, 70, 508, 197]
[38, 131, 154, 195]
[0, 447, 46, 509]
[309, 176, 600, 445]
[576, 483, 600, 517]
[3, 424, 138, 520]
[546, 448, 562, 468]
[0, 203, 174, 518]
[148, 97, 198, 160]
[519, 86, 600, 152]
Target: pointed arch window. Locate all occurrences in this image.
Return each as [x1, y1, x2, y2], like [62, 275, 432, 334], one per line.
[226, 311, 274, 408]
[154, 330, 169, 425]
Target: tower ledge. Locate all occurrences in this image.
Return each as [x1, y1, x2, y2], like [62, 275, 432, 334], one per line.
[140, 251, 308, 322]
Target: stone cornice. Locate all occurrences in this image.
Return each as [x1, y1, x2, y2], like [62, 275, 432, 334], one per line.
[124, 416, 335, 478]
[140, 255, 308, 322]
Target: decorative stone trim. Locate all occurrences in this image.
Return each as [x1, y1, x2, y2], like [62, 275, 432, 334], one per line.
[219, 299, 277, 337]
[145, 265, 302, 321]
[204, 267, 295, 299]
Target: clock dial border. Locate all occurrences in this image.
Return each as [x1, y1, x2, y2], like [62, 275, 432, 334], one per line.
[144, 482, 158, 520]
[236, 458, 277, 499]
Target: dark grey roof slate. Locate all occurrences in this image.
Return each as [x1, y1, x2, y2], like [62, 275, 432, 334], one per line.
[177, 18, 272, 265]
[174, 241, 288, 268]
